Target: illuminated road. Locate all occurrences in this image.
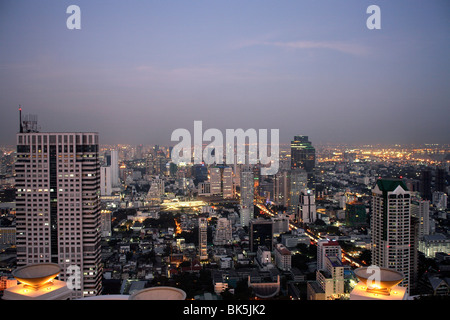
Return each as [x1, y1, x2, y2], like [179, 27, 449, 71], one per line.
[256, 203, 365, 268]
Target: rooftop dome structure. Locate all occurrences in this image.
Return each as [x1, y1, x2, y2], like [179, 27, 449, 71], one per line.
[128, 286, 187, 300]
[354, 267, 404, 295]
[12, 263, 61, 288]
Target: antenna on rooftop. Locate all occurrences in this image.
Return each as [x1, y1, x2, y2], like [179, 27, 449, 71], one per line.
[19, 105, 23, 133]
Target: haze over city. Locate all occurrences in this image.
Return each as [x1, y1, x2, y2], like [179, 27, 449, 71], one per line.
[1, 0, 449, 146]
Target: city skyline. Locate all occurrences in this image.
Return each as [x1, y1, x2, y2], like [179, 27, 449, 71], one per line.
[1, 1, 449, 146]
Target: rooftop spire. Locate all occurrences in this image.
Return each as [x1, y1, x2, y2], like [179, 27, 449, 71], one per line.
[19, 105, 23, 133]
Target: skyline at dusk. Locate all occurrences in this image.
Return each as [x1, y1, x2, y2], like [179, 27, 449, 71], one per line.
[1, 0, 449, 146]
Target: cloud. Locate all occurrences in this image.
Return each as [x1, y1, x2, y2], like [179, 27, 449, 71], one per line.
[257, 40, 369, 56]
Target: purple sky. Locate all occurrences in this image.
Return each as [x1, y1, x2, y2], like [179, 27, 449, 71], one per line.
[1, 0, 449, 146]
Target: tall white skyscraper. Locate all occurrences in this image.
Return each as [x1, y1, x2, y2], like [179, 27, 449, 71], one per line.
[110, 149, 119, 187]
[15, 131, 102, 298]
[100, 166, 112, 196]
[299, 189, 316, 224]
[371, 179, 411, 293]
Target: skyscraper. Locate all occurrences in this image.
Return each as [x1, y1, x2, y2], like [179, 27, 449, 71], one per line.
[100, 166, 112, 196]
[240, 169, 254, 227]
[110, 149, 119, 187]
[209, 167, 221, 195]
[299, 189, 316, 224]
[290, 135, 315, 173]
[410, 195, 430, 238]
[250, 218, 273, 252]
[289, 169, 308, 218]
[273, 169, 290, 208]
[222, 166, 234, 199]
[198, 217, 208, 260]
[371, 179, 411, 293]
[15, 130, 102, 298]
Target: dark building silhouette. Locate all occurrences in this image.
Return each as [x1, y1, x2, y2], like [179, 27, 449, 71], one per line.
[250, 219, 273, 252]
[436, 168, 447, 193]
[420, 170, 432, 200]
[290, 135, 315, 173]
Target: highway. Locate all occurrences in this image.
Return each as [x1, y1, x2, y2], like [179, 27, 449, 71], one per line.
[255, 203, 365, 268]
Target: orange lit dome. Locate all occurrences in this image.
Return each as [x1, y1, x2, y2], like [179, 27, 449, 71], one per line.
[12, 263, 61, 288]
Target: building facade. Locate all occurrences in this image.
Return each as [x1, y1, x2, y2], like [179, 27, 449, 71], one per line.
[371, 179, 411, 293]
[15, 131, 103, 298]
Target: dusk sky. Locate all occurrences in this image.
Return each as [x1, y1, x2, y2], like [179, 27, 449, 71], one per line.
[1, 0, 449, 146]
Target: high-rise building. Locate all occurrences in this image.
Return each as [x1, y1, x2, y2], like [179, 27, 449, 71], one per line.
[145, 152, 155, 176]
[435, 168, 446, 193]
[100, 209, 112, 238]
[420, 170, 432, 201]
[410, 217, 419, 293]
[299, 189, 316, 224]
[222, 166, 234, 198]
[371, 179, 411, 293]
[240, 169, 254, 227]
[15, 131, 102, 298]
[315, 256, 345, 300]
[100, 166, 112, 196]
[250, 218, 273, 252]
[317, 240, 342, 271]
[273, 169, 290, 208]
[345, 201, 367, 227]
[289, 169, 308, 218]
[209, 167, 222, 195]
[290, 135, 315, 173]
[411, 195, 430, 238]
[110, 149, 119, 187]
[198, 217, 208, 260]
[193, 164, 208, 183]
